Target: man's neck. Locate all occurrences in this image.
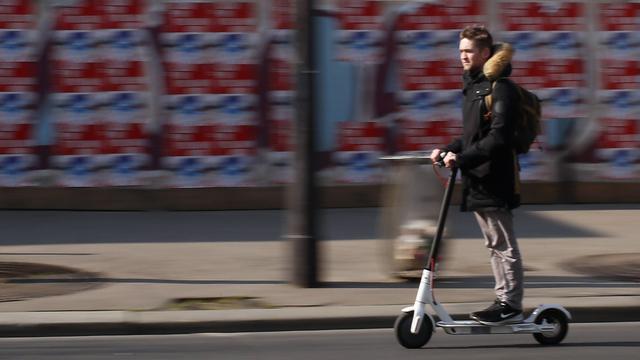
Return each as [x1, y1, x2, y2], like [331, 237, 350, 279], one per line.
[468, 67, 483, 79]
[463, 69, 484, 86]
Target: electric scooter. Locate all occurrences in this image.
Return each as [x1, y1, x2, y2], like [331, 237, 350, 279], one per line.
[391, 154, 571, 349]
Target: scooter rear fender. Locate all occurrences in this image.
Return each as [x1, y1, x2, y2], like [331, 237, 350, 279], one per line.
[525, 304, 572, 323]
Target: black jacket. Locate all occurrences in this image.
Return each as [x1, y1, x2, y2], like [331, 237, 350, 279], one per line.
[445, 43, 521, 212]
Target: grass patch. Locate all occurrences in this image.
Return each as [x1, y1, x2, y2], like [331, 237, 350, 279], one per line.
[161, 296, 274, 310]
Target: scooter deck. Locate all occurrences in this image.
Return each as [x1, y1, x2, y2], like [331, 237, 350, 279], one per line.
[436, 320, 551, 335]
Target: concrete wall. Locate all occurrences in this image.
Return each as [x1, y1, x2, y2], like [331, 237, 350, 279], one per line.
[1, 182, 637, 210]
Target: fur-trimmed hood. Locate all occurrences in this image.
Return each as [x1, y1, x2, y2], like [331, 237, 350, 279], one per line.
[483, 42, 514, 81]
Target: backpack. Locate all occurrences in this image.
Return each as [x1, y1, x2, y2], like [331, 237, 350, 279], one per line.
[484, 79, 541, 154]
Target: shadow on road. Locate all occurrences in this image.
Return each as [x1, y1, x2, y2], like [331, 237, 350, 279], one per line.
[10, 275, 636, 288]
[10, 278, 287, 285]
[0, 207, 613, 245]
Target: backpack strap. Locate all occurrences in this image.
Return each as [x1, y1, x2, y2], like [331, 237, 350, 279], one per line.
[483, 81, 498, 121]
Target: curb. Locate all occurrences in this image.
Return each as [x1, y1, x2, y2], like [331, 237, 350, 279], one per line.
[1, 305, 639, 338]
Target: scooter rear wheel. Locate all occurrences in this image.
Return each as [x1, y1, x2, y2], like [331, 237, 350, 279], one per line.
[533, 309, 569, 345]
[394, 311, 433, 349]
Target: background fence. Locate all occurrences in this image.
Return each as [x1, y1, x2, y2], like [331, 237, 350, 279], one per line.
[0, 0, 638, 208]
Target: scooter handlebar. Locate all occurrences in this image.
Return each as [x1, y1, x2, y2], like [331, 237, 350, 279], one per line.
[379, 152, 448, 166]
[379, 154, 432, 163]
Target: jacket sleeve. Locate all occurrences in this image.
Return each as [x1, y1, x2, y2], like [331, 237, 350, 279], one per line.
[456, 79, 517, 170]
[444, 137, 463, 154]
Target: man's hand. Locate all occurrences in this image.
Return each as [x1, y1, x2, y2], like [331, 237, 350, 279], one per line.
[429, 149, 443, 164]
[443, 152, 457, 168]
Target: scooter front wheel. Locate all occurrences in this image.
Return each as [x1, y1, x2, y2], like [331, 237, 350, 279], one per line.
[533, 309, 569, 345]
[394, 311, 433, 349]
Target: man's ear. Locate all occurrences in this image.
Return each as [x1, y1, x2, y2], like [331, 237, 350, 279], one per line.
[482, 47, 491, 61]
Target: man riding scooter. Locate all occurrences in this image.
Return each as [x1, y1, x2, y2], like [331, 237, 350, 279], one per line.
[430, 25, 524, 325]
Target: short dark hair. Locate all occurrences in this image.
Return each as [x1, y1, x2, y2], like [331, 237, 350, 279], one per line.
[460, 25, 493, 52]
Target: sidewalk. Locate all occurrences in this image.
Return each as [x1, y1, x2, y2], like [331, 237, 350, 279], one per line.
[0, 205, 639, 337]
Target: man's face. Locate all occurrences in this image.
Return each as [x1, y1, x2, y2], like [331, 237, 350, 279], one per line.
[459, 38, 489, 72]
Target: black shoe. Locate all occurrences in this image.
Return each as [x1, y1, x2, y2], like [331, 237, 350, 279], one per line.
[469, 299, 501, 320]
[470, 301, 523, 325]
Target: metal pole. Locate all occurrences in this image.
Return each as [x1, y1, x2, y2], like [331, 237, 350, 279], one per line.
[288, 0, 318, 287]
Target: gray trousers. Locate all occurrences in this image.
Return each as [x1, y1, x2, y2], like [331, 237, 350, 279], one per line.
[474, 209, 524, 310]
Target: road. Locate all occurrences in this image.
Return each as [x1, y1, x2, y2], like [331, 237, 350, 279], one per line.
[2, 204, 636, 245]
[0, 322, 637, 360]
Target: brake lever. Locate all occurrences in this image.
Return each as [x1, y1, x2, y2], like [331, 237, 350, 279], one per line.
[434, 151, 448, 168]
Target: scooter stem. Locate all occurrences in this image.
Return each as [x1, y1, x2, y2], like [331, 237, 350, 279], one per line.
[426, 166, 457, 271]
[411, 167, 458, 333]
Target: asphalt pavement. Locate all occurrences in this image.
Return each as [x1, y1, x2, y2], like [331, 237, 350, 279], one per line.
[0, 205, 639, 337]
[3, 324, 639, 359]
